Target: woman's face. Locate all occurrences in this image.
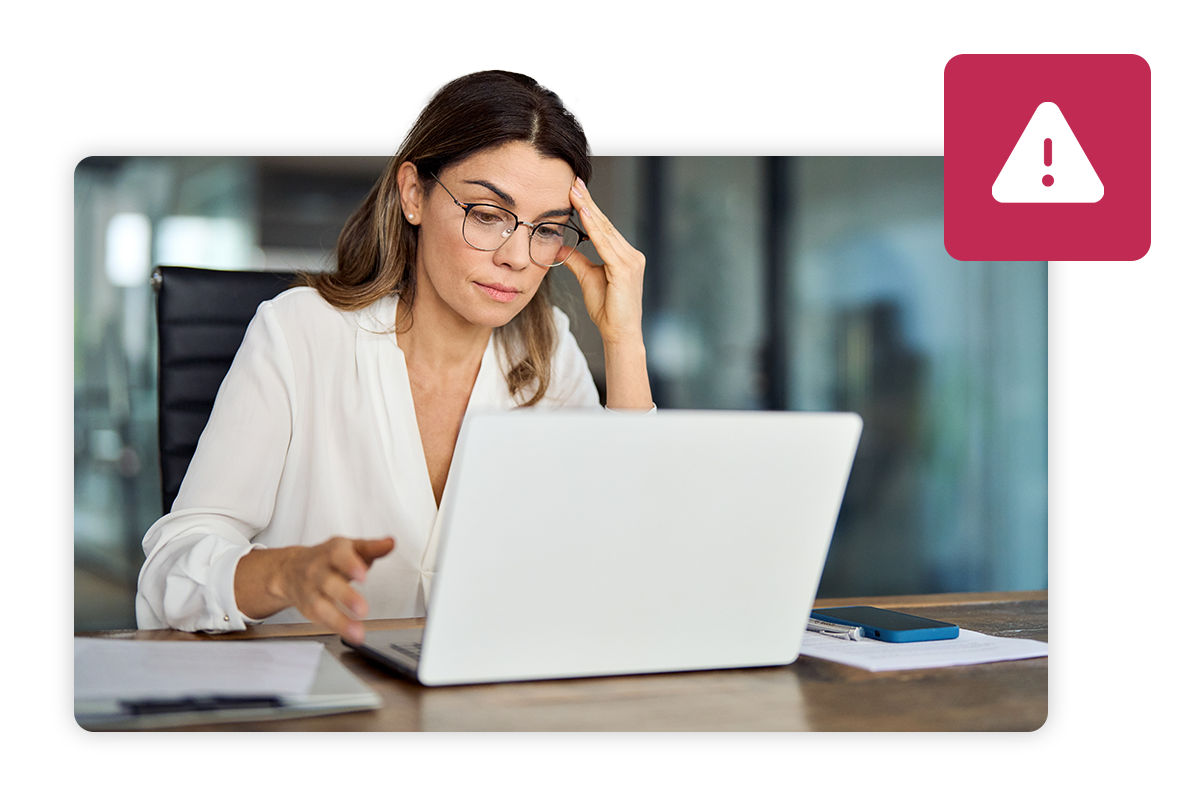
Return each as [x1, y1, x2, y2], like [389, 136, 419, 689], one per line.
[404, 141, 576, 332]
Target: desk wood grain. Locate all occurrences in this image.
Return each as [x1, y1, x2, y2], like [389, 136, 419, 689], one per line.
[81, 591, 1047, 731]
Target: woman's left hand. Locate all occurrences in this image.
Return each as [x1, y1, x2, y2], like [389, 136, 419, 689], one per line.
[562, 177, 646, 346]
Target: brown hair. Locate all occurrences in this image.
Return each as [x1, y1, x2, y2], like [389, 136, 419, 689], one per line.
[303, 71, 592, 406]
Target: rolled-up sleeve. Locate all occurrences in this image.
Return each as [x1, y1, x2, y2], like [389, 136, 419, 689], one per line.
[136, 302, 296, 632]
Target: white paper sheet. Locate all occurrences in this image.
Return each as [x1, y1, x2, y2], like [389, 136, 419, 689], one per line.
[796, 628, 1048, 672]
[74, 638, 324, 700]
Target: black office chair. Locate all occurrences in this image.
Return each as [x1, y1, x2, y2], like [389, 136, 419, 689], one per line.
[153, 265, 301, 514]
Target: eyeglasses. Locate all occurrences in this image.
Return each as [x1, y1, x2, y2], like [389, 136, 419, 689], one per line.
[430, 174, 587, 268]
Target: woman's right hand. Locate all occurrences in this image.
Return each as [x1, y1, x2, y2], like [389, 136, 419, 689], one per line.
[235, 536, 395, 644]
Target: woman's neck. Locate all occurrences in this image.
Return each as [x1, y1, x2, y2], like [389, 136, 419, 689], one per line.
[395, 285, 491, 376]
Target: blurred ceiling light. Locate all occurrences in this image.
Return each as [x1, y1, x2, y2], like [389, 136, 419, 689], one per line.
[104, 212, 151, 288]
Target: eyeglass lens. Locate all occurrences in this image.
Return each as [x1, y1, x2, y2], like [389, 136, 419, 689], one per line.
[463, 206, 581, 267]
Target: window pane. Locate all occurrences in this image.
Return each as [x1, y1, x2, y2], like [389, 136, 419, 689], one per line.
[786, 157, 1047, 595]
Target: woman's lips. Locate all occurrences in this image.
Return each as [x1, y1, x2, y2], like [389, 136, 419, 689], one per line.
[475, 282, 520, 303]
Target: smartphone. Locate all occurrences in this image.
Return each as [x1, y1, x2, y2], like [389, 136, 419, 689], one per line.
[810, 606, 959, 643]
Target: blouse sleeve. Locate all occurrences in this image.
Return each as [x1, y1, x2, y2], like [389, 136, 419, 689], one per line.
[135, 301, 297, 632]
[544, 307, 603, 408]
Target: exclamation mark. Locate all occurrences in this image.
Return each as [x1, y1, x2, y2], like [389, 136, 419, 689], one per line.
[1042, 138, 1054, 187]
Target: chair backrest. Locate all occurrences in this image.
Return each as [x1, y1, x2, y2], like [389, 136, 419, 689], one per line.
[153, 265, 300, 513]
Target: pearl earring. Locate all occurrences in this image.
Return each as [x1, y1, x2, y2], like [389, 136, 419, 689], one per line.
[407, 213, 414, 220]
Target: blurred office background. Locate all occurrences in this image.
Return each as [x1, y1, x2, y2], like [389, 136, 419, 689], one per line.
[74, 156, 1047, 631]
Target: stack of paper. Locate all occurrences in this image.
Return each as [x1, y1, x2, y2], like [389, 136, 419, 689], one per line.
[74, 638, 381, 729]
[797, 628, 1048, 672]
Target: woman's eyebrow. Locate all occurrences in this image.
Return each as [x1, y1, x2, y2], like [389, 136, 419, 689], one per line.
[464, 179, 515, 206]
[463, 179, 573, 220]
[535, 206, 574, 221]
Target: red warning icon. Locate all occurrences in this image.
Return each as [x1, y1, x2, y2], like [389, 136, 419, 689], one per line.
[944, 54, 1150, 261]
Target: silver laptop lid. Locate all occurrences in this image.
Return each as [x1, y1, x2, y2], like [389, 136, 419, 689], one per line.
[417, 410, 862, 686]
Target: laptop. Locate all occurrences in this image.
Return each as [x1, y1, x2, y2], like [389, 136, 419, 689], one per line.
[346, 409, 862, 686]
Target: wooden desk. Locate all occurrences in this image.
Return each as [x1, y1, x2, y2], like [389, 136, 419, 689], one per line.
[81, 590, 1047, 731]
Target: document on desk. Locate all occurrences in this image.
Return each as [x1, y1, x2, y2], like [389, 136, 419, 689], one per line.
[797, 628, 1048, 672]
[75, 638, 381, 729]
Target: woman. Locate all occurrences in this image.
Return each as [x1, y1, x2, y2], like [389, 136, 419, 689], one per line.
[135, 71, 653, 645]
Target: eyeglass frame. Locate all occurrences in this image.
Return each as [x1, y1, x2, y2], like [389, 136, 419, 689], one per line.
[428, 173, 588, 267]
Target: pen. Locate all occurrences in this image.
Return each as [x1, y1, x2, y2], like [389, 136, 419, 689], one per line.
[119, 695, 284, 715]
[807, 617, 863, 641]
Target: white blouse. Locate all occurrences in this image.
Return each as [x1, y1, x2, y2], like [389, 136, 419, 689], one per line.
[135, 287, 601, 632]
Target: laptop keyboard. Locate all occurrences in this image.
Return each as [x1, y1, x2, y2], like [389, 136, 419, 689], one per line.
[390, 641, 422, 660]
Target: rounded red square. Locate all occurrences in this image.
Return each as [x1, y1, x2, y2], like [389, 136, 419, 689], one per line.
[944, 54, 1150, 261]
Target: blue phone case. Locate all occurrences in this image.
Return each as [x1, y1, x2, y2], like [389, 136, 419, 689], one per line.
[810, 607, 959, 643]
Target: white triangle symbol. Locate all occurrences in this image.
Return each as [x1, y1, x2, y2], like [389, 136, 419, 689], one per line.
[991, 102, 1104, 203]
